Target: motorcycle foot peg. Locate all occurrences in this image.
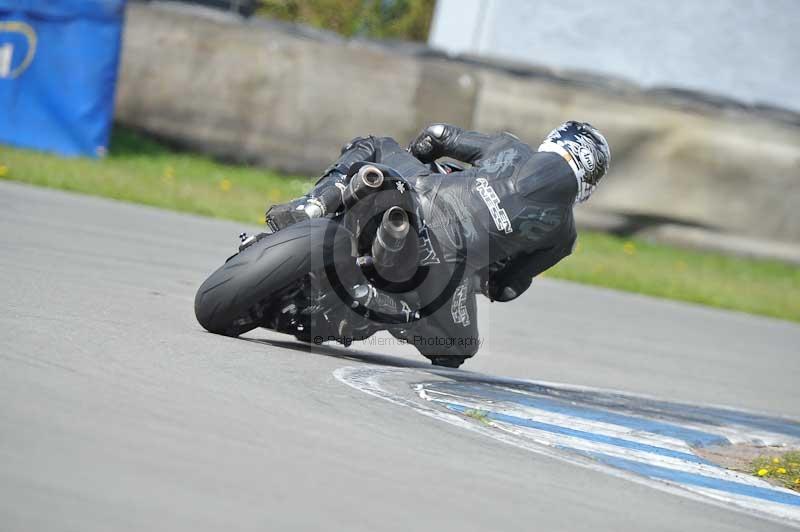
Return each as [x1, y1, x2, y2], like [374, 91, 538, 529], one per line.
[351, 283, 374, 307]
[238, 232, 257, 251]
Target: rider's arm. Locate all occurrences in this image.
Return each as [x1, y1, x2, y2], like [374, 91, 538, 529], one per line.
[481, 151, 579, 302]
[482, 237, 575, 302]
[409, 123, 520, 165]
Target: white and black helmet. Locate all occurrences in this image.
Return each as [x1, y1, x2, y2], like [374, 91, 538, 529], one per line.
[538, 121, 610, 203]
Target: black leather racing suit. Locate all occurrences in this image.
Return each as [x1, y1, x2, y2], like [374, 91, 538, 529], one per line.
[312, 129, 579, 363]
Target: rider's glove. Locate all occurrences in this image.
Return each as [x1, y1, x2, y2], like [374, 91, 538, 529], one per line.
[409, 124, 460, 163]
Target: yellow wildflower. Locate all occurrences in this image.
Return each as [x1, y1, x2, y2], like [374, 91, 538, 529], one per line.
[777, 467, 787, 474]
[162, 165, 175, 184]
[623, 242, 636, 256]
[0, 164, 8, 177]
[757, 468, 769, 476]
[773, 457, 781, 464]
[219, 178, 232, 192]
[795, 478, 800, 485]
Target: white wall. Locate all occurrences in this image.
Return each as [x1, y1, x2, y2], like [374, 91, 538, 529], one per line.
[430, 0, 800, 112]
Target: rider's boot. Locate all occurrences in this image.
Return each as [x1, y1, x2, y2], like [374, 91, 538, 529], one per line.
[265, 169, 346, 231]
[427, 355, 468, 369]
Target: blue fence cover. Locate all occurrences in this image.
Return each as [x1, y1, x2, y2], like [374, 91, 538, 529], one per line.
[0, 0, 125, 157]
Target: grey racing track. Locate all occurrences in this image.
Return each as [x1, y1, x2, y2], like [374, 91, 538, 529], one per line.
[1, 180, 798, 531]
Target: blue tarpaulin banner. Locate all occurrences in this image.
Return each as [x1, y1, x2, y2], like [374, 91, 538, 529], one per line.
[0, 0, 125, 157]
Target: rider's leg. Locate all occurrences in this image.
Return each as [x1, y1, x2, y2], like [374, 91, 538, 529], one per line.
[316, 137, 377, 187]
[268, 136, 430, 229]
[402, 276, 480, 368]
[370, 137, 432, 179]
[267, 136, 379, 230]
[312, 135, 428, 197]
[388, 244, 480, 368]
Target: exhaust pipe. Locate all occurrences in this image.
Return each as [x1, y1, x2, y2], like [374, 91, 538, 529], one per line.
[343, 165, 384, 208]
[358, 164, 385, 189]
[372, 207, 410, 270]
[306, 165, 385, 218]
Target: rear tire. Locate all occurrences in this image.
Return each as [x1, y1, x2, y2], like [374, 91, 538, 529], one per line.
[194, 219, 349, 337]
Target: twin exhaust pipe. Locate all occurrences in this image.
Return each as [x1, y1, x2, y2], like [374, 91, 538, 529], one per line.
[307, 164, 416, 277]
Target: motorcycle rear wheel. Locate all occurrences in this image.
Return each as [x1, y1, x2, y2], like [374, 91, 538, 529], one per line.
[194, 218, 350, 337]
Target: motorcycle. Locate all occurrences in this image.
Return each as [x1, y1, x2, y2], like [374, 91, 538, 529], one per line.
[194, 160, 473, 367]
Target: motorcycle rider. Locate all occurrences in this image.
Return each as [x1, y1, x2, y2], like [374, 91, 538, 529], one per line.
[266, 121, 610, 367]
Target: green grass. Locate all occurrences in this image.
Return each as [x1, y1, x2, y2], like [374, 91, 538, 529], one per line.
[2, 127, 798, 322]
[0, 127, 313, 225]
[751, 451, 800, 492]
[548, 233, 800, 322]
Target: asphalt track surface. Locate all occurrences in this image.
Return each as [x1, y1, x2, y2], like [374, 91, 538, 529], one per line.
[2, 180, 799, 531]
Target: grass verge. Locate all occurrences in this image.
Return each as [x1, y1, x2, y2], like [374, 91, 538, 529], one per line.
[550, 233, 799, 323]
[2, 127, 798, 322]
[751, 450, 800, 492]
[0, 127, 313, 225]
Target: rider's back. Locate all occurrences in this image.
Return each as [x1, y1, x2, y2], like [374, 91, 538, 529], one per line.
[414, 134, 578, 273]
